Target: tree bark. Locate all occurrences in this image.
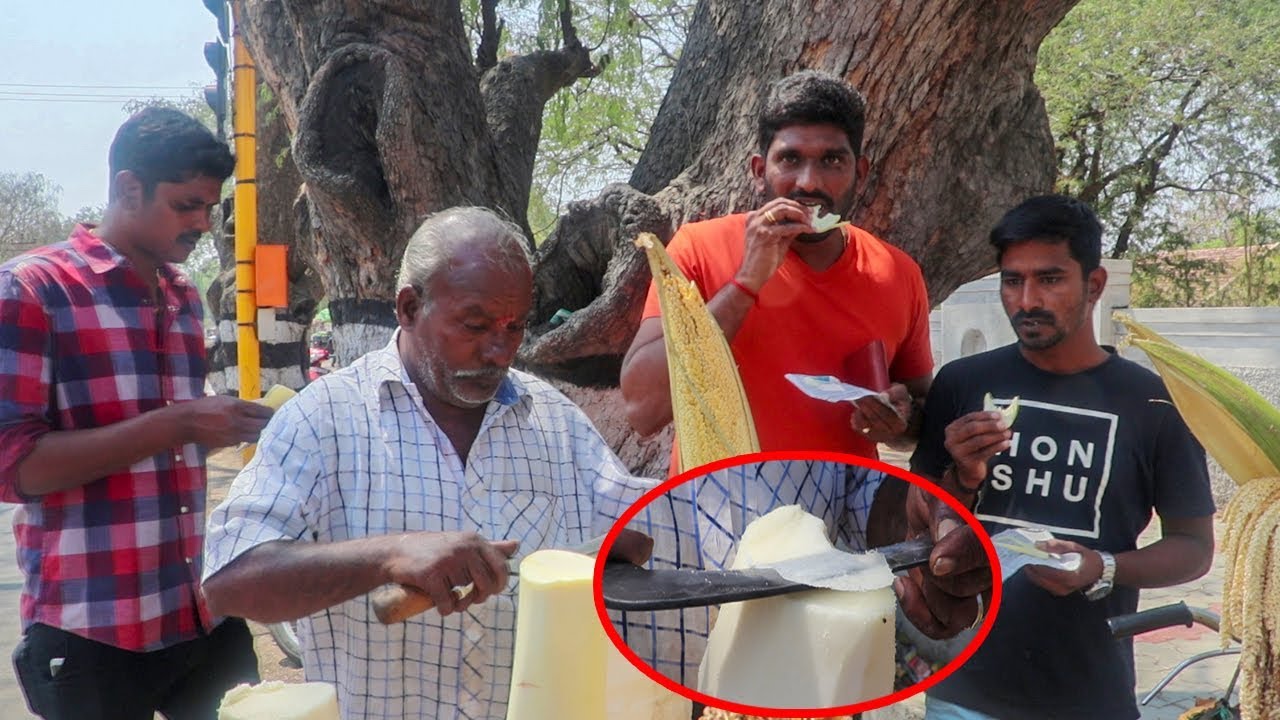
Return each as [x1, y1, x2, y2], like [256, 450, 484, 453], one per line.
[236, 0, 602, 364]
[206, 86, 322, 394]
[230, 0, 1082, 472]
[522, 0, 1078, 383]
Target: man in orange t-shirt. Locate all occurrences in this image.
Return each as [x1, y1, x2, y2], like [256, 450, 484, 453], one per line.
[620, 71, 934, 465]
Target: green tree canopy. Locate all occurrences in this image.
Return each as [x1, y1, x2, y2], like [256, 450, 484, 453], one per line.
[460, 0, 688, 240]
[1038, 0, 1280, 257]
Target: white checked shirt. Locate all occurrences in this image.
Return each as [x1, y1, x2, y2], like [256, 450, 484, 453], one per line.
[204, 336, 651, 720]
[617, 460, 884, 688]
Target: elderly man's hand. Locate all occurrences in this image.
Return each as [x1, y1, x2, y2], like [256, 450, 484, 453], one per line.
[385, 531, 518, 617]
[895, 481, 992, 639]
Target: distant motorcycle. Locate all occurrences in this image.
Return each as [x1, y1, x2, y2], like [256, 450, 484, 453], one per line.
[308, 336, 333, 382]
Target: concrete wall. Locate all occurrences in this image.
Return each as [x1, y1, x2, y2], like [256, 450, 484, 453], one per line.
[934, 258, 1132, 361]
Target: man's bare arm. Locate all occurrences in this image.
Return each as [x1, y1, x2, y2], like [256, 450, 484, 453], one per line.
[14, 396, 272, 496]
[1024, 515, 1213, 596]
[204, 532, 517, 623]
[620, 318, 674, 437]
[1116, 514, 1215, 588]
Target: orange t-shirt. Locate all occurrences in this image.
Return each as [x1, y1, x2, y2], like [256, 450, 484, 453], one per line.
[641, 213, 934, 460]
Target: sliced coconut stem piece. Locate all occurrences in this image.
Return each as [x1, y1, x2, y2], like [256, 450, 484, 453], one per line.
[983, 392, 1020, 426]
[808, 205, 850, 233]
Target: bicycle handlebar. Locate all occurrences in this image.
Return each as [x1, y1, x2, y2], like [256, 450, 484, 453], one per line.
[1108, 602, 1198, 638]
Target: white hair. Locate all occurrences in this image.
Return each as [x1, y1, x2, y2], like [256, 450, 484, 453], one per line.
[396, 207, 532, 301]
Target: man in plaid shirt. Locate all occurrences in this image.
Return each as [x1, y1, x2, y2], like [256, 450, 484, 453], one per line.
[0, 108, 275, 720]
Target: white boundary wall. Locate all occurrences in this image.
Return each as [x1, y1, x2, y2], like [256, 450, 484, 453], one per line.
[933, 259, 1280, 371]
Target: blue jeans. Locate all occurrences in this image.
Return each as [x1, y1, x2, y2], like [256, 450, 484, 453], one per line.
[924, 695, 1001, 720]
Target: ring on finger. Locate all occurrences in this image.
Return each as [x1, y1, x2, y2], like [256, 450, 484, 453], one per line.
[451, 580, 476, 599]
[764, 210, 777, 224]
[971, 593, 985, 628]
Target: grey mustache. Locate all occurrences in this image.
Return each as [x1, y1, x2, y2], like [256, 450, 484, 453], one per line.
[454, 369, 505, 380]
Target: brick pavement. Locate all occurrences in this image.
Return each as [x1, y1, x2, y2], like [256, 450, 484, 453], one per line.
[1130, 517, 1237, 719]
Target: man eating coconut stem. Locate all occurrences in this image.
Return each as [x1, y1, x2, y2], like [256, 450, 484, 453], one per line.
[620, 72, 985, 719]
[621, 70, 933, 472]
[910, 195, 1214, 720]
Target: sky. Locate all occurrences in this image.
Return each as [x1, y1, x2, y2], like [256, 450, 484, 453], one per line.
[0, 1, 220, 215]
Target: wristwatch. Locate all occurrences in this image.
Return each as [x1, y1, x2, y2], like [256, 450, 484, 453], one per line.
[1084, 550, 1116, 601]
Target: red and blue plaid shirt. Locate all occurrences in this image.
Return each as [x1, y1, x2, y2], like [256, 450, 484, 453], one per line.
[0, 225, 214, 651]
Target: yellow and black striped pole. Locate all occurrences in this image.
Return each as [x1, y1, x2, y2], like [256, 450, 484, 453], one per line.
[231, 4, 261, 453]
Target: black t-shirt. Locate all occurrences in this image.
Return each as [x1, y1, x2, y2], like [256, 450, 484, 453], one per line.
[911, 344, 1214, 719]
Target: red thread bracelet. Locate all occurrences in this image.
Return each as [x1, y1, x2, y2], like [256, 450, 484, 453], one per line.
[730, 279, 760, 304]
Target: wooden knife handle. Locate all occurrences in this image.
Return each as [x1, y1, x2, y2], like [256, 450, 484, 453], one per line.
[371, 584, 436, 624]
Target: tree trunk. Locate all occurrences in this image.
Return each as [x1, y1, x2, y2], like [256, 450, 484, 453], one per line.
[231, 0, 1080, 472]
[236, 0, 601, 364]
[521, 0, 1076, 384]
[206, 85, 323, 394]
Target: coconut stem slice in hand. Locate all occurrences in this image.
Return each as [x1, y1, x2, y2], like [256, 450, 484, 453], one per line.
[809, 205, 850, 233]
[983, 392, 1021, 426]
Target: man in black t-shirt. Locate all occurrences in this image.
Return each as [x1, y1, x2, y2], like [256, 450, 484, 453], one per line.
[911, 195, 1215, 720]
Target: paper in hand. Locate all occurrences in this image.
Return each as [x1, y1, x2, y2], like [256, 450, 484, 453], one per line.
[786, 373, 897, 412]
[991, 528, 1083, 581]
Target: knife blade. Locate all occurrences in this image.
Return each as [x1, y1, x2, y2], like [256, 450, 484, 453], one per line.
[601, 536, 934, 611]
[371, 533, 608, 624]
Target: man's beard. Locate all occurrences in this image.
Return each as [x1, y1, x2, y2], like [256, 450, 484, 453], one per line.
[1011, 309, 1074, 350]
[417, 354, 506, 409]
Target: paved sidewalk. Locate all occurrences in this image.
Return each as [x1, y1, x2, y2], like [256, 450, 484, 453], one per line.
[1131, 517, 1236, 719]
[0, 505, 33, 719]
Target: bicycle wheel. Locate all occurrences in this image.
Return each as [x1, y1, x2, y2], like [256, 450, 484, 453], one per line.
[267, 620, 302, 663]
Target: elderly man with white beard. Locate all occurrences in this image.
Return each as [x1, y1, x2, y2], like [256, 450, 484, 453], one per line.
[202, 206, 653, 720]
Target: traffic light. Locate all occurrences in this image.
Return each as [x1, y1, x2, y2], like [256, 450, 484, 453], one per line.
[203, 40, 228, 140]
[203, 0, 229, 41]
[202, 0, 230, 138]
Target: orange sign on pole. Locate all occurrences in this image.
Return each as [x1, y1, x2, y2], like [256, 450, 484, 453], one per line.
[254, 245, 288, 308]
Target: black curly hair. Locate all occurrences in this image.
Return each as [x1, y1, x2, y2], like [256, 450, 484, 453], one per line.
[757, 70, 867, 157]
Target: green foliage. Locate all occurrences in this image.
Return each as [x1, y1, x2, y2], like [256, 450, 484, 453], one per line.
[465, 0, 690, 241]
[1131, 225, 1227, 307]
[1038, 0, 1280, 258]
[0, 172, 71, 262]
[180, 236, 222, 298]
[1131, 204, 1280, 308]
[1214, 208, 1280, 306]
